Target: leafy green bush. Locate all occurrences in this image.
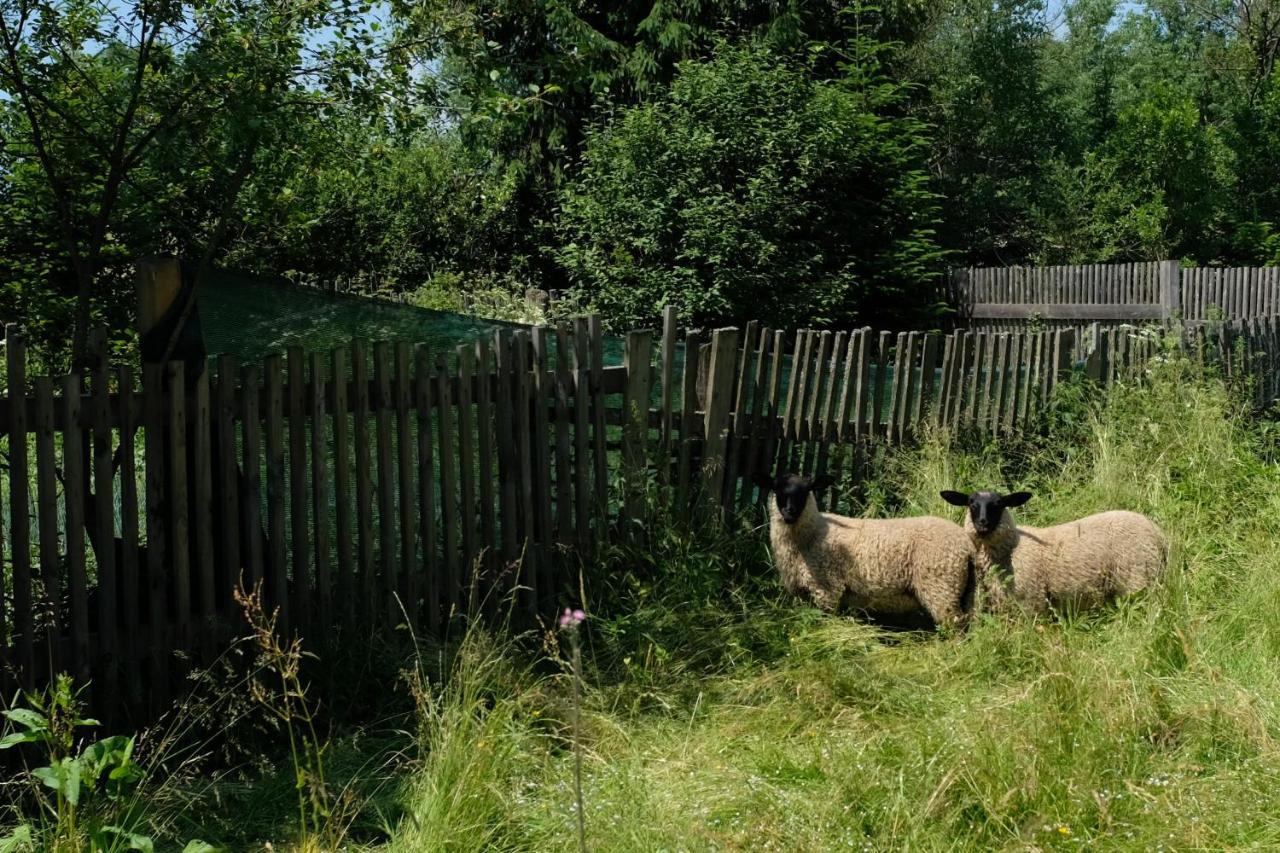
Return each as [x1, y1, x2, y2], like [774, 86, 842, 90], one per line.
[225, 129, 529, 299]
[0, 675, 212, 853]
[553, 40, 946, 332]
[1075, 93, 1234, 262]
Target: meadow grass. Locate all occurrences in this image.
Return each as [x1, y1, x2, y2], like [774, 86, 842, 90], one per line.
[13, 350, 1280, 850]
[382, 352, 1280, 851]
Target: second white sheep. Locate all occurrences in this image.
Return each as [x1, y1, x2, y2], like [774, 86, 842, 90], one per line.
[941, 488, 1167, 615]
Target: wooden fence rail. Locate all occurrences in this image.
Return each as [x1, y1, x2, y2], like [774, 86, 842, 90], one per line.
[2, 310, 1278, 721]
[953, 262, 1280, 340]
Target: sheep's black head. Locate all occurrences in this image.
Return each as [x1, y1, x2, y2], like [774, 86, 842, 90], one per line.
[940, 489, 1032, 536]
[754, 472, 835, 524]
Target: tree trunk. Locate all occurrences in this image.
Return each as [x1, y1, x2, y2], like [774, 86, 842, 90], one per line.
[71, 258, 95, 372]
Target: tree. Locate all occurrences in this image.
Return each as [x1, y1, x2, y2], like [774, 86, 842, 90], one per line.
[219, 121, 526, 296]
[552, 40, 944, 331]
[1057, 91, 1232, 262]
[0, 0, 418, 367]
[394, 0, 875, 290]
[912, 0, 1066, 265]
[1230, 68, 1280, 262]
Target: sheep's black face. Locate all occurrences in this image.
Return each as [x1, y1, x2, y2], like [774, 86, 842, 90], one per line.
[755, 472, 835, 524]
[966, 491, 1005, 535]
[940, 489, 1033, 537]
[775, 475, 813, 524]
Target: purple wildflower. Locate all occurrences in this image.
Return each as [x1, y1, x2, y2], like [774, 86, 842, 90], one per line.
[559, 607, 586, 629]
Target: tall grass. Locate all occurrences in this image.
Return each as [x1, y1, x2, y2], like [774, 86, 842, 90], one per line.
[13, 350, 1273, 849]
[385, 350, 1280, 850]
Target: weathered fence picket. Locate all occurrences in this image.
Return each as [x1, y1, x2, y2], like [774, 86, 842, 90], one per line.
[264, 356, 287, 636]
[435, 350, 461, 618]
[475, 337, 498, 583]
[415, 344, 439, 633]
[395, 343, 416, 621]
[34, 377, 57, 680]
[287, 349, 309, 638]
[677, 331, 701, 509]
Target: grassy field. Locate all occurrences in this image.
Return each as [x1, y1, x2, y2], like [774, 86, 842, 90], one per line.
[7, 350, 1280, 850]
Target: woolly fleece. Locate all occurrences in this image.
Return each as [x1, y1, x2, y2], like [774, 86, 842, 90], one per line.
[767, 495, 974, 626]
[966, 508, 1166, 614]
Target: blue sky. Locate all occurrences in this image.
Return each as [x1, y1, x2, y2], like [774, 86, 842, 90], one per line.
[1044, 0, 1151, 38]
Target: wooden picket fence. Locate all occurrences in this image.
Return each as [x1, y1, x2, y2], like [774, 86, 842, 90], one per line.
[953, 261, 1280, 340]
[2, 308, 1278, 721]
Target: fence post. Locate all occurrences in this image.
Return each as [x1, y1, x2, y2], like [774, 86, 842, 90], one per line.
[919, 332, 940, 427]
[5, 325, 32, 688]
[950, 267, 971, 319]
[701, 328, 739, 522]
[1054, 329, 1076, 389]
[87, 330, 120, 708]
[676, 330, 702, 509]
[1159, 260, 1182, 322]
[659, 305, 678, 487]
[63, 374, 90, 687]
[1084, 322, 1102, 382]
[622, 331, 654, 528]
[136, 257, 182, 336]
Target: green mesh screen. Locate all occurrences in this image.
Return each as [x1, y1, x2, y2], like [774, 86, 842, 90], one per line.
[193, 268, 926, 417]
[196, 268, 545, 365]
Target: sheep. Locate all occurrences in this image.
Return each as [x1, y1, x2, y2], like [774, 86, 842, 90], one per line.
[755, 472, 976, 627]
[940, 489, 1167, 615]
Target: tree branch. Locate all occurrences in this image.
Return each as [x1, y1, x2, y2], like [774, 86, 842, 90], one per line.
[0, 2, 89, 291]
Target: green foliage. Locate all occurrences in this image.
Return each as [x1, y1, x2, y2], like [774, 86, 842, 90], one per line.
[1229, 70, 1280, 264]
[0, 675, 175, 852]
[1075, 92, 1234, 261]
[385, 1, 898, 314]
[914, 0, 1280, 267]
[403, 0, 845, 175]
[915, 0, 1064, 264]
[12, 0, 1280, 354]
[0, 0, 421, 366]
[553, 40, 945, 331]
[223, 128, 527, 296]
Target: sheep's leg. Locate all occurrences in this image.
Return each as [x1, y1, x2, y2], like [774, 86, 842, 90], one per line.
[807, 583, 843, 614]
[915, 574, 967, 628]
[1014, 577, 1051, 617]
[780, 565, 841, 614]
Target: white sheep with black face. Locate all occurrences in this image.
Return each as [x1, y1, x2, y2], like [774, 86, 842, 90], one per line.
[941, 488, 1167, 615]
[756, 472, 975, 627]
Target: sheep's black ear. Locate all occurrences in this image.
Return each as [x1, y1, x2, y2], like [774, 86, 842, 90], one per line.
[752, 473, 775, 491]
[940, 490, 969, 507]
[811, 473, 836, 492]
[1001, 491, 1033, 508]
